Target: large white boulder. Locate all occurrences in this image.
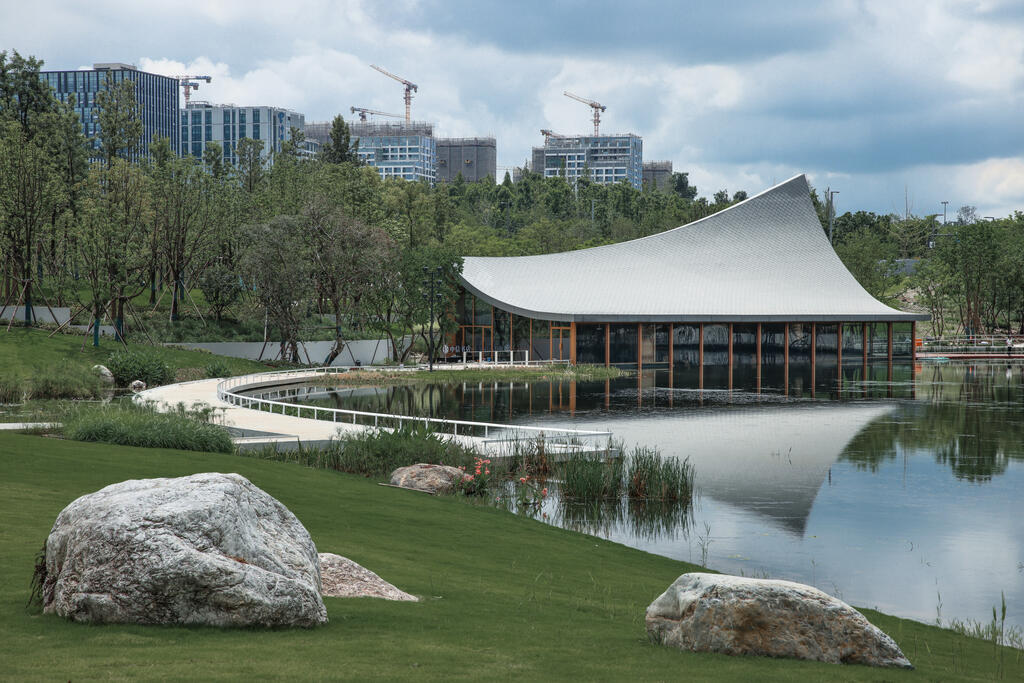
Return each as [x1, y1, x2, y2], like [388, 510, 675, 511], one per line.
[42, 472, 327, 627]
[319, 553, 417, 601]
[646, 573, 912, 669]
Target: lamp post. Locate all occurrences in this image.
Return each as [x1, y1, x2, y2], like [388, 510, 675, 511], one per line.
[422, 266, 444, 372]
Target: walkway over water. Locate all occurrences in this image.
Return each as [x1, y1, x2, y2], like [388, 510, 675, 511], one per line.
[136, 367, 610, 452]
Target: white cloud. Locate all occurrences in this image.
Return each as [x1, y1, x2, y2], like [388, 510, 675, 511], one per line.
[5, 0, 1024, 214]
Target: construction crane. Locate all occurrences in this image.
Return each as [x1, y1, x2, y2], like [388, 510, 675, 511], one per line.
[177, 75, 212, 106]
[540, 128, 567, 141]
[369, 64, 417, 122]
[563, 91, 606, 136]
[349, 106, 404, 122]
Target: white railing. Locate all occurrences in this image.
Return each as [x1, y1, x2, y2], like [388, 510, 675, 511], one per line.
[921, 335, 1022, 355]
[216, 368, 611, 444]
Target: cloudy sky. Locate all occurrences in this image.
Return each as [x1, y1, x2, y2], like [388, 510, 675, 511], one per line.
[4, 0, 1024, 217]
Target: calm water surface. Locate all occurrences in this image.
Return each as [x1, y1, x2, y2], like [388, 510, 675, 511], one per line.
[277, 361, 1024, 630]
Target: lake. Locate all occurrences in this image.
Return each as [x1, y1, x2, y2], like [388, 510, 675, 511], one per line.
[265, 360, 1024, 631]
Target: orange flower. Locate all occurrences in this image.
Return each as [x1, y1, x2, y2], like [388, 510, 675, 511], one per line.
[541, 488, 548, 497]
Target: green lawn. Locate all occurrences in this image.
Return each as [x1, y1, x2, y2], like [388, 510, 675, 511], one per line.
[0, 327, 270, 379]
[1, 432, 1020, 681]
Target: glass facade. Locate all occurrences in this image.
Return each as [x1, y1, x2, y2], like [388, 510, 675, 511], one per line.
[576, 324, 606, 365]
[42, 64, 179, 159]
[178, 104, 309, 165]
[449, 287, 913, 375]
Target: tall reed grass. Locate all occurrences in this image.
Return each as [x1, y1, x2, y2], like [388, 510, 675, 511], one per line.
[63, 401, 233, 453]
[248, 423, 482, 478]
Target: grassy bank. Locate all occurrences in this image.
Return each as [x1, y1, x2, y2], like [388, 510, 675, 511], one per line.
[0, 327, 270, 384]
[1, 433, 1020, 680]
[312, 364, 628, 387]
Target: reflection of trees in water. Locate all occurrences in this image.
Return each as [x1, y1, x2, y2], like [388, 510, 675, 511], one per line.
[554, 497, 694, 542]
[841, 364, 1022, 482]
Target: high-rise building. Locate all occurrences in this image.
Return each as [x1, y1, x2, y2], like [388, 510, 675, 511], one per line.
[531, 133, 643, 189]
[41, 62, 179, 159]
[436, 137, 497, 183]
[642, 161, 673, 192]
[179, 102, 307, 165]
[349, 121, 436, 183]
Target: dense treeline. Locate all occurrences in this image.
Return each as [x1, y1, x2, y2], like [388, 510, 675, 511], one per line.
[3, 49, 1021, 359]
[830, 206, 1024, 336]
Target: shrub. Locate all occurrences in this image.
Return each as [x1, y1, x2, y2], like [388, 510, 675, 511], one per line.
[204, 359, 233, 378]
[106, 349, 173, 387]
[63, 402, 233, 453]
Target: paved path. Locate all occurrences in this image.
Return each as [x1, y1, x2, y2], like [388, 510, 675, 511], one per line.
[135, 372, 493, 452]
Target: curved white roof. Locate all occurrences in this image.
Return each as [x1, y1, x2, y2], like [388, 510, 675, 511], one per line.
[460, 174, 927, 323]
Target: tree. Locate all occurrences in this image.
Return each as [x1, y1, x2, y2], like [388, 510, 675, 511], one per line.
[303, 198, 394, 365]
[0, 119, 60, 325]
[320, 114, 358, 164]
[149, 136, 216, 322]
[670, 171, 697, 199]
[202, 140, 226, 179]
[235, 137, 265, 194]
[77, 159, 151, 345]
[366, 243, 462, 363]
[241, 216, 311, 363]
[94, 74, 143, 166]
[0, 50, 56, 137]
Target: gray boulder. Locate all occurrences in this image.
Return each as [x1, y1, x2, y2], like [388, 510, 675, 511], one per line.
[42, 472, 327, 627]
[319, 552, 417, 601]
[91, 364, 115, 385]
[646, 573, 912, 669]
[389, 463, 466, 494]
[129, 379, 146, 393]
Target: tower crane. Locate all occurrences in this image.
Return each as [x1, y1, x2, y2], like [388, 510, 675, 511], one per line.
[350, 106, 404, 122]
[177, 75, 212, 106]
[369, 64, 418, 122]
[563, 91, 606, 136]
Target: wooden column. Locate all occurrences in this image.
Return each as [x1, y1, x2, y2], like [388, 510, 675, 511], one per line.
[911, 320, 917, 363]
[784, 323, 790, 395]
[862, 323, 868, 365]
[810, 323, 817, 397]
[836, 323, 843, 394]
[728, 323, 734, 390]
[570, 322, 577, 366]
[549, 326, 553, 362]
[604, 324, 610, 367]
[756, 322, 762, 394]
[887, 321, 893, 364]
[698, 323, 704, 390]
[837, 323, 843, 366]
[669, 323, 674, 370]
[637, 323, 643, 370]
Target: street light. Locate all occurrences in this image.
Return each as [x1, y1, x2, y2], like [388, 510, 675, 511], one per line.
[422, 266, 444, 372]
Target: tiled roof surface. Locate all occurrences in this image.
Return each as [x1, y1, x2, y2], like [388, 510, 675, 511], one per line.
[460, 175, 927, 322]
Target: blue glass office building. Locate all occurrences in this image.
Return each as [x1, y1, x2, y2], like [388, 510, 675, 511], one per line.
[180, 103, 308, 165]
[41, 62, 179, 159]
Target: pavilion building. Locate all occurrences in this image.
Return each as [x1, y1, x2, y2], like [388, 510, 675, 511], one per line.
[450, 174, 927, 379]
